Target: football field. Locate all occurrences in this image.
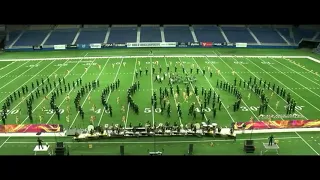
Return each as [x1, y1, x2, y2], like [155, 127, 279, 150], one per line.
[0, 48, 320, 155]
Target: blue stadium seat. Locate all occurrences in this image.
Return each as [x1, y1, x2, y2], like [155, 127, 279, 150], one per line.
[193, 25, 225, 43]
[276, 28, 294, 43]
[45, 29, 78, 45]
[108, 27, 137, 43]
[76, 28, 107, 44]
[164, 26, 193, 42]
[140, 27, 161, 42]
[6, 31, 21, 46]
[293, 28, 317, 42]
[14, 30, 49, 46]
[249, 27, 285, 43]
[221, 27, 256, 43]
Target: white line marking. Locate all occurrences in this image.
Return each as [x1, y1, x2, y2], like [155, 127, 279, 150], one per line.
[163, 57, 182, 125]
[150, 57, 155, 128]
[0, 60, 43, 91]
[2, 136, 302, 145]
[123, 58, 138, 128]
[0, 61, 29, 80]
[97, 59, 124, 126]
[295, 132, 319, 155]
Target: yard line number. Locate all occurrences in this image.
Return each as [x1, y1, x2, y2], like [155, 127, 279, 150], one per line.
[143, 107, 212, 114]
[26, 64, 39, 68]
[240, 106, 305, 111]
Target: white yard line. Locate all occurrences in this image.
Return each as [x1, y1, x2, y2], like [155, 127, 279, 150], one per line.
[0, 61, 29, 80]
[163, 57, 183, 125]
[270, 58, 320, 86]
[218, 51, 308, 120]
[246, 58, 320, 112]
[215, 51, 319, 155]
[3, 136, 302, 144]
[198, 56, 239, 122]
[96, 59, 124, 126]
[0, 61, 16, 71]
[18, 57, 86, 125]
[0, 60, 44, 91]
[0, 58, 72, 149]
[150, 57, 155, 128]
[294, 132, 319, 155]
[177, 57, 208, 121]
[0, 60, 49, 104]
[70, 58, 116, 128]
[45, 57, 97, 125]
[123, 58, 137, 128]
[263, 58, 320, 99]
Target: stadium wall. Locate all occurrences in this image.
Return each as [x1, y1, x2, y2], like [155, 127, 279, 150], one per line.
[4, 42, 298, 52]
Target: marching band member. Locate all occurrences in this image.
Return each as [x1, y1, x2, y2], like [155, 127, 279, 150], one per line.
[66, 114, 70, 123]
[123, 62, 126, 67]
[66, 94, 70, 103]
[217, 69, 221, 76]
[15, 115, 19, 124]
[91, 104, 96, 112]
[121, 105, 125, 113]
[39, 115, 43, 123]
[117, 97, 120, 104]
[88, 95, 91, 104]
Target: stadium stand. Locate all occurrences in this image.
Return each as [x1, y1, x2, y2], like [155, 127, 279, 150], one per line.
[163, 25, 194, 42]
[292, 28, 317, 43]
[3, 25, 320, 47]
[76, 28, 108, 44]
[249, 26, 286, 44]
[276, 27, 294, 44]
[220, 26, 256, 43]
[193, 25, 225, 43]
[45, 29, 78, 45]
[140, 25, 161, 42]
[108, 26, 137, 43]
[14, 30, 50, 46]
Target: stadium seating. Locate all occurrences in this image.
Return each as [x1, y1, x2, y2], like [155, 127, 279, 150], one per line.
[249, 27, 285, 43]
[14, 30, 49, 46]
[276, 28, 294, 44]
[140, 26, 161, 42]
[108, 27, 137, 43]
[193, 25, 225, 43]
[292, 28, 317, 43]
[221, 26, 256, 43]
[45, 29, 78, 45]
[5, 25, 320, 47]
[163, 26, 194, 42]
[76, 28, 107, 44]
[6, 31, 22, 46]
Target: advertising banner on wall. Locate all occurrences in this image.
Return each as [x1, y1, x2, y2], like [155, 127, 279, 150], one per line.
[32, 45, 42, 50]
[235, 43, 247, 48]
[188, 42, 200, 47]
[66, 44, 78, 49]
[89, 43, 102, 49]
[126, 42, 176, 48]
[200, 42, 213, 47]
[54, 45, 66, 50]
[177, 42, 188, 47]
[77, 44, 89, 49]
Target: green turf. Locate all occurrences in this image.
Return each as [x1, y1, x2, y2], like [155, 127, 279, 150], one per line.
[0, 48, 320, 155]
